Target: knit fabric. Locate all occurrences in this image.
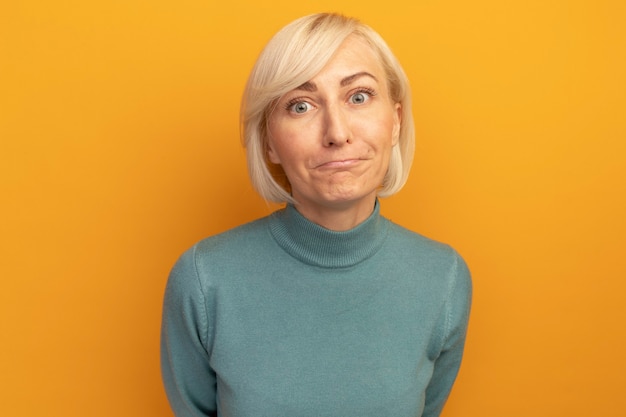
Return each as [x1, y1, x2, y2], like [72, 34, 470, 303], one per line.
[161, 201, 472, 417]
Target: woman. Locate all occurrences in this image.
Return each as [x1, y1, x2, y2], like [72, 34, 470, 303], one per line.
[161, 13, 471, 417]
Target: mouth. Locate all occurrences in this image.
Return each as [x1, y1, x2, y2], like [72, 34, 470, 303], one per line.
[316, 158, 365, 169]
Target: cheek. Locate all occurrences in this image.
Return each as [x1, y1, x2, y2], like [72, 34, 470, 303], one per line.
[266, 119, 290, 165]
[267, 124, 304, 167]
[363, 115, 397, 147]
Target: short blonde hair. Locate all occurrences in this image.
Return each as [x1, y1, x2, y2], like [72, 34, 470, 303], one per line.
[241, 13, 414, 203]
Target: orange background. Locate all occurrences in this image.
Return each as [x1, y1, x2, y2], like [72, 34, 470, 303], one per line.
[1, 1, 625, 416]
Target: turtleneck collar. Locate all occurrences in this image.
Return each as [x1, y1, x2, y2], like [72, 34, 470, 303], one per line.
[268, 200, 388, 268]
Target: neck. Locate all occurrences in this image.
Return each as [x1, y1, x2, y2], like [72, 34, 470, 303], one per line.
[269, 198, 386, 268]
[292, 195, 378, 231]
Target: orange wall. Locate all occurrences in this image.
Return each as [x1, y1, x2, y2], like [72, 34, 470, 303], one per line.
[1, 1, 625, 416]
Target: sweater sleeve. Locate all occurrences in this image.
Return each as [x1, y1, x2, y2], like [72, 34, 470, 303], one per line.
[160, 246, 217, 417]
[423, 251, 472, 417]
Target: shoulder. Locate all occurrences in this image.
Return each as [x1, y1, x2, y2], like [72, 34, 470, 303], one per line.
[168, 215, 274, 290]
[193, 215, 271, 256]
[382, 218, 471, 290]
[383, 218, 472, 316]
[384, 220, 464, 265]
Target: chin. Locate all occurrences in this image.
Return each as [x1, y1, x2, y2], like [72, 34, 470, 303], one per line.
[323, 187, 378, 206]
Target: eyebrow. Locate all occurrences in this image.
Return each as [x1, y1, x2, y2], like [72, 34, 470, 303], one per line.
[295, 71, 378, 92]
[340, 71, 378, 87]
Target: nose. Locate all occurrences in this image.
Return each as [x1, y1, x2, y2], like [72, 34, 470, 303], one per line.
[322, 104, 352, 147]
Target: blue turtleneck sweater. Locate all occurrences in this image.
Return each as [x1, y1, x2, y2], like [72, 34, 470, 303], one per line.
[161, 202, 471, 417]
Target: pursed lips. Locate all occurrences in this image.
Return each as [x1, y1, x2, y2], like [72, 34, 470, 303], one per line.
[315, 158, 367, 169]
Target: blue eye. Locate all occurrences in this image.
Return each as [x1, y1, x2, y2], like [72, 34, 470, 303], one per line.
[290, 101, 311, 114]
[350, 92, 369, 104]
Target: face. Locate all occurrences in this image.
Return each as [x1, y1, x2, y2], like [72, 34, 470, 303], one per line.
[267, 35, 401, 218]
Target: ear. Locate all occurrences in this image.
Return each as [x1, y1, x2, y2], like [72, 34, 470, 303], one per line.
[267, 139, 281, 164]
[392, 102, 402, 146]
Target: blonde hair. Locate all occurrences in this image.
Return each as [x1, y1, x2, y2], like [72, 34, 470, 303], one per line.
[241, 13, 414, 203]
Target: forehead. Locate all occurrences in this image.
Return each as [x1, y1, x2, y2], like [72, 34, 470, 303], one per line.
[310, 35, 385, 82]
